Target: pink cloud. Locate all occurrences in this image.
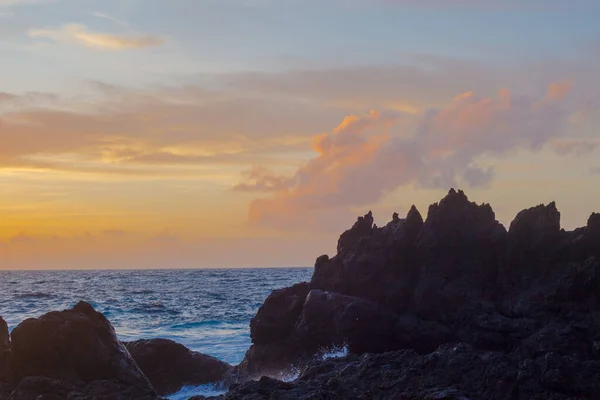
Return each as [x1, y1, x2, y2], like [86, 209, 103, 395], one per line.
[242, 81, 576, 230]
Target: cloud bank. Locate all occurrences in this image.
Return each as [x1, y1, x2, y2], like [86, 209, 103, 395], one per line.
[241, 82, 579, 230]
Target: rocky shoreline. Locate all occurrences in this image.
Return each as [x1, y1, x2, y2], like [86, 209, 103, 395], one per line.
[2, 189, 600, 399]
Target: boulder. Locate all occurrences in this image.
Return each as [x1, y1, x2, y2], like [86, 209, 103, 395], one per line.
[250, 282, 310, 345]
[293, 290, 399, 355]
[10, 301, 156, 399]
[124, 338, 231, 396]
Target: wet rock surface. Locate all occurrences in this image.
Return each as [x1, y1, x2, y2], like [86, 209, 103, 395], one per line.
[124, 338, 231, 396]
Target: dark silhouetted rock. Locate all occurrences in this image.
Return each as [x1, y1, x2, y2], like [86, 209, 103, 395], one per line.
[568, 213, 600, 262]
[0, 317, 8, 347]
[336, 211, 374, 256]
[250, 282, 310, 345]
[293, 290, 399, 355]
[230, 188, 600, 398]
[124, 338, 231, 396]
[1, 316, 12, 389]
[507, 201, 562, 274]
[412, 189, 506, 320]
[9, 301, 156, 399]
[8, 376, 161, 400]
[311, 205, 423, 311]
[215, 343, 600, 400]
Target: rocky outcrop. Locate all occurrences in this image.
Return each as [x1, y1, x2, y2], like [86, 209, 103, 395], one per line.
[412, 189, 506, 321]
[293, 290, 397, 354]
[232, 188, 600, 399]
[124, 338, 231, 396]
[312, 205, 424, 312]
[8, 301, 157, 399]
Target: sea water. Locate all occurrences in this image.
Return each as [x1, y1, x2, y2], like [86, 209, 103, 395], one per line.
[0, 268, 313, 398]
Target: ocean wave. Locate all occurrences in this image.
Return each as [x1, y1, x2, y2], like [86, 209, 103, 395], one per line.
[0, 267, 315, 369]
[170, 320, 225, 330]
[130, 303, 181, 315]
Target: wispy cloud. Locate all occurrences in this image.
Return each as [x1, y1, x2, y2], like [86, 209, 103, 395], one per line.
[91, 12, 129, 28]
[0, 0, 56, 7]
[28, 23, 163, 51]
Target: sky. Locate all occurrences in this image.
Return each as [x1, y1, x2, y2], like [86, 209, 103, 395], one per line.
[1, 0, 600, 269]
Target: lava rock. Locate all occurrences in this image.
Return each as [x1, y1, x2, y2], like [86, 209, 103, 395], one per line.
[250, 282, 310, 345]
[0, 317, 8, 347]
[233, 188, 600, 398]
[215, 343, 600, 400]
[1, 316, 11, 387]
[311, 205, 423, 311]
[412, 189, 507, 321]
[10, 301, 156, 399]
[293, 290, 399, 355]
[124, 338, 231, 396]
[336, 211, 375, 257]
[506, 201, 562, 275]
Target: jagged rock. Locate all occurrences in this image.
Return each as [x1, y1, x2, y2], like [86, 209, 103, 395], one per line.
[567, 213, 600, 262]
[124, 338, 231, 396]
[412, 189, 507, 320]
[336, 211, 374, 256]
[233, 188, 600, 398]
[311, 205, 423, 311]
[9, 301, 157, 399]
[0, 317, 8, 347]
[506, 202, 562, 275]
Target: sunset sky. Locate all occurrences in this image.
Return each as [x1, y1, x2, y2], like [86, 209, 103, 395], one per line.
[1, 0, 600, 269]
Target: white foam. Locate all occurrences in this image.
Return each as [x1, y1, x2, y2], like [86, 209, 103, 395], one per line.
[167, 384, 226, 400]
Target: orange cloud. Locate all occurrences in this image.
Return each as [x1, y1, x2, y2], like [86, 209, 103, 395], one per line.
[546, 79, 573, 101]
[241, 81, 582, 230]
[0, 85, 334, 176]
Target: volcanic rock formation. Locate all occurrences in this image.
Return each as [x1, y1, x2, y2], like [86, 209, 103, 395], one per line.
[223, 189, 600, 400]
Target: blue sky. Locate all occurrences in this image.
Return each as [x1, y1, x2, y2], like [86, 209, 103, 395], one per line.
[3, 0, 600, 91]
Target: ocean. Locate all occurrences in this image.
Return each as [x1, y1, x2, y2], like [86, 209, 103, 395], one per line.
[0, 268, 314, 399]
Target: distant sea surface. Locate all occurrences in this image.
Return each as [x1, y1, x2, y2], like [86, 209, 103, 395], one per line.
[0, 268, 313, 399]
